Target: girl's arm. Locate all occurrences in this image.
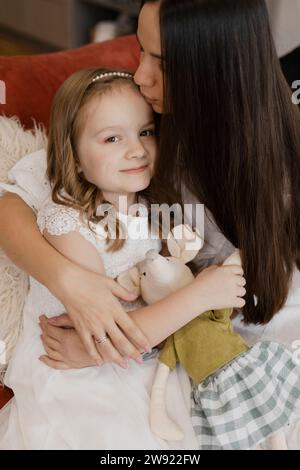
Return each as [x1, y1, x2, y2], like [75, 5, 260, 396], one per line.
[0, 193, 151, 364]
[44, 221, 245, 350]
[128, 264, 245, 347]
[40, 261, 245, 369]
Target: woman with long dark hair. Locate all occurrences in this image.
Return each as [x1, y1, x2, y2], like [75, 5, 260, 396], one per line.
[1, 1, 299, 371]
[135, 0, 300, 325]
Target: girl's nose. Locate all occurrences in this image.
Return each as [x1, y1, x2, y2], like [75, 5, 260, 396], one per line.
[126, 140, 146, 160]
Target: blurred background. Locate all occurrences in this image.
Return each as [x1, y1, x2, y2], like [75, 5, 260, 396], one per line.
[0, 0, 299, 89]
[0, 0, 140, 54]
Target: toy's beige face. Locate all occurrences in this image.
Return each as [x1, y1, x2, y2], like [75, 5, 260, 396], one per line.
[138, 250, 194, 305]
[139, 251, 178, 283]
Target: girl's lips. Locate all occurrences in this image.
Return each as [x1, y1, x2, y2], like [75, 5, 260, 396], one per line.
[121, 165, 149, 174]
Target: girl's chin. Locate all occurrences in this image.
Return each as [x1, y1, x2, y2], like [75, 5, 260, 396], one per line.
[122, 173, 152, 192]
[129, 182, 151, 193]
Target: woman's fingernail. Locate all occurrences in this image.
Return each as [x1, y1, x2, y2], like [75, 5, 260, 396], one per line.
[144, 345, 152, 353]
[48, 318, 57, 323]
[120, 360, 128, 369]
[96, 359, 102, 366]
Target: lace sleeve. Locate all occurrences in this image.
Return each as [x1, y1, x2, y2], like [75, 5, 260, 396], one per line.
[37, 199, 101, 251]
[37, 199, 80, 235]
[0, 149, 50, 214]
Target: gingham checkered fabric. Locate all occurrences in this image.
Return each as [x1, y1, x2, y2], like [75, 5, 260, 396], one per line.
[191, 341, 300, 449]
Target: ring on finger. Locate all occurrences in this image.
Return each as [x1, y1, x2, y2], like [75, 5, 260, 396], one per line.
[95, 334, 109, 345]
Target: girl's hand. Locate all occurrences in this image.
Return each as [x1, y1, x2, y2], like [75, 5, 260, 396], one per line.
[39, 315, 96, 369]
[194, 264, 246, 312]
[50, 266, 151, 367]
[39, 315, 129, 370]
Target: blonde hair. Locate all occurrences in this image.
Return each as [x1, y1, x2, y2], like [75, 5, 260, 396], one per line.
[47, 68, 146, 252]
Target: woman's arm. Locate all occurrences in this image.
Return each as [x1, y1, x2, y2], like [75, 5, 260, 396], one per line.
[0, 193, 69, 290]
[43, 228, 143, 367]
[0, 193, 151, 363]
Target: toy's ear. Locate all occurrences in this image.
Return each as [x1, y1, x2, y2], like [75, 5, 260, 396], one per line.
[117, 267, 141, 297]
[167, 224, 204, 264]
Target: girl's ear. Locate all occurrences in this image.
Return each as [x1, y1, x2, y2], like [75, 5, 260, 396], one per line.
[167, 224, 203, 264]
[117, 267, 141, 297]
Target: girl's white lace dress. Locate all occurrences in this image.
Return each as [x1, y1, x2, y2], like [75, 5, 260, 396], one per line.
[0, 197, 198, 450]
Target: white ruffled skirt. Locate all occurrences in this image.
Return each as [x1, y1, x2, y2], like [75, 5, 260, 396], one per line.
[0, 282, 197, 450]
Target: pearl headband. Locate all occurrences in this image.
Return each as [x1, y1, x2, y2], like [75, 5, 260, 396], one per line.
[92, 71, 133, 83]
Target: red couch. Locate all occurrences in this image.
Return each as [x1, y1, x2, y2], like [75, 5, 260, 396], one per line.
[0, 35, 140, 410]
[0, 35, 140, 129]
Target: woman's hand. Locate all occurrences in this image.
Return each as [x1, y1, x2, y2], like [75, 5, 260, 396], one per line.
[50, 265, 151, 367]
[39, 315, 131, 370]
[194, 264, 246, 312]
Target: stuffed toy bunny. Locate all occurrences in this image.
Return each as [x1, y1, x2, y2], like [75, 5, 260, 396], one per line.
[117, 225, 300, 450]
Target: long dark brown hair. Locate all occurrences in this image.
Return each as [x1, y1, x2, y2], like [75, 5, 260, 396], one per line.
[141, 0, 300, 324]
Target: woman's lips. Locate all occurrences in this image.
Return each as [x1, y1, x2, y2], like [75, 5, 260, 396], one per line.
[143, 94, 159, 104]
[120, 165, 149, 174]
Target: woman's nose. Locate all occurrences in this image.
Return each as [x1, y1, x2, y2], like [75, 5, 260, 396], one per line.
[134, 61, 155, 89]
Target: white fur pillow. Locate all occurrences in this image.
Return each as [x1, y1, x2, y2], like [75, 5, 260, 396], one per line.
[0, 116, 47, 383]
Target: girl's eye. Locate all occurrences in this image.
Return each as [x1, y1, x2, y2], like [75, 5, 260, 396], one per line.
[140, 129, 155, 137]
[105, 136, 120, 143]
